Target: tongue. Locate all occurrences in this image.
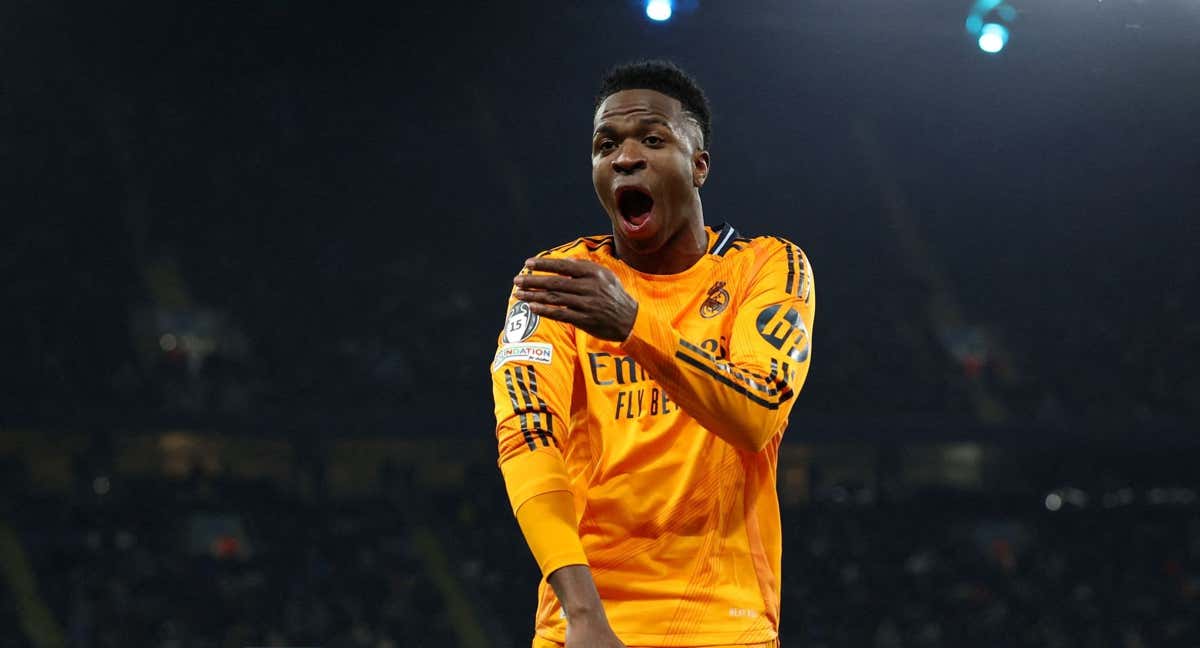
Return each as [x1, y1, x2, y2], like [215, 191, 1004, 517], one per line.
[618, 190, 654, 228]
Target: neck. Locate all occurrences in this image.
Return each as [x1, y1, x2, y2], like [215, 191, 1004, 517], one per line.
[615, 207, 707, 275]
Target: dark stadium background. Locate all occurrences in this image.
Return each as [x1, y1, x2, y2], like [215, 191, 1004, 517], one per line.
[2, 1, 1198, 646]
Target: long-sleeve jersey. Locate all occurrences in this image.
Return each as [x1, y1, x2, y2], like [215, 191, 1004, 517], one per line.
[490, 223, 815, 646]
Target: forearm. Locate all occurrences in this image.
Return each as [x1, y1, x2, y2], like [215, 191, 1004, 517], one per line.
[506, 475, 610, 622]
[546, 564, 610, 622]
[620, 307, 800, 452]
[513, 490, 616, 633]
[512, 489, 589, 576]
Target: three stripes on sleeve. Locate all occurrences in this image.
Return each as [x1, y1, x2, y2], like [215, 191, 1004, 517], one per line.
[502, 365, 558, 451]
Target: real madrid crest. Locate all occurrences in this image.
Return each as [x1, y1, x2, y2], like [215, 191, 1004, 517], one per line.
[700, 281, 730, 318]
[503, 301, 541, 343]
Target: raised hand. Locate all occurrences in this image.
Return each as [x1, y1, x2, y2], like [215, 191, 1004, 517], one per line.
[513, 258, 639, 342]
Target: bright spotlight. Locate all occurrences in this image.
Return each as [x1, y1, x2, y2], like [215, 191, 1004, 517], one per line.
[978, 23, 1009, 53]
[646, 0, 672, 22]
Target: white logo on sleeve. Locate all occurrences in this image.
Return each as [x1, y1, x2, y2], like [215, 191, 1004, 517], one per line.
[491, 343, 553, 371]
[502, 301, 540, 343]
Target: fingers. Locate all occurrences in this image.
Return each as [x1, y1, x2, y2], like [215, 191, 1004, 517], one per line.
[527, 301, 587, 327]
[513, 274, 589, 293]
[514, 289, 586, 309]
[525, 257, 597, 278]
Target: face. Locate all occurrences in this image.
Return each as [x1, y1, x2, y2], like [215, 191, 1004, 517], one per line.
[591, 89, 709, 253]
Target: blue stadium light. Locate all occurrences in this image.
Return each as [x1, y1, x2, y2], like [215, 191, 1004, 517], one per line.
[965, 0, 1016, 54]
[978, 23, 1009, 53]
[646, 0, 673, 22]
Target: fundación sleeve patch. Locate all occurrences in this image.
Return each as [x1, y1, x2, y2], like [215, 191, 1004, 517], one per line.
[492, 342, 553, 371]
[502, 301, 540, 343]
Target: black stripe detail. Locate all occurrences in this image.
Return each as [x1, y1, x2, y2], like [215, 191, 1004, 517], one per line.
[679, 338, 717, 361]
[796, 250, 810, 301]
[674, 352, 791, 410]
[525, 366, 558, 448]
[539, 240, 577, 256]
[783, 242, 796, 295]
[538, 236, 614, 259]
[740, 366, 787, 397]
[513, 367, 550, 448]
[763, 359, 794, 393]
[771, 236, 803, 296]
[677, 338, 784, 397]
[504, 369, 536, 451]
[759, 359, 791, 393]
[539, 241, 581, 258]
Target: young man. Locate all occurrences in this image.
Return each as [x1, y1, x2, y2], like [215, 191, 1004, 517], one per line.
[490, 60, 815, 648]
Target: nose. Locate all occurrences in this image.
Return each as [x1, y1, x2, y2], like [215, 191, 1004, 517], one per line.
[611, 142, 647, 175]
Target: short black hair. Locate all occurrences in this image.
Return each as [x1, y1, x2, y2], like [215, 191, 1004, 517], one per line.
[595, 59, 712, 150]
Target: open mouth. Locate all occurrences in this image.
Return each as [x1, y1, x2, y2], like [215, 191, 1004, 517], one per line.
[616, 186, 654, 229]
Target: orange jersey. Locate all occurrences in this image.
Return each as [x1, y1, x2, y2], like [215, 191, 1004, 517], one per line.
[491, 224, 815, 646]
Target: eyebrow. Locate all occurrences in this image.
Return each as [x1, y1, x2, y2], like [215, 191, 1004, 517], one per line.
[593, 117, 673, 138]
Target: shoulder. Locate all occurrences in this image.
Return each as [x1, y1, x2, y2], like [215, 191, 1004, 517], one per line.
[722, 232, 810, 268]
[740, 234, 806, 258]
[533, 235, 615, 261]
[724, 232, 813, 300]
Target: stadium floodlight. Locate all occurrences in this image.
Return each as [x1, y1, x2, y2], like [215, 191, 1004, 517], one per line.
[966, 0, 1015, 54]
[978, 22, 1009, 53]
[646, 0, 673, 22]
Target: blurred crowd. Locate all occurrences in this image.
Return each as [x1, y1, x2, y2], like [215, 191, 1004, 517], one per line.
[781, 505, 1199, 648]
[4, 468, 454, 648]
[455, 461, 1200, 648]
[1, 449, 1197, 648]
[5, 210, 1197, 436]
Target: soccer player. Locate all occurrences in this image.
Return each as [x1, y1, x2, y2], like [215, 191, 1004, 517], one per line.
[490, 60, 815, 648]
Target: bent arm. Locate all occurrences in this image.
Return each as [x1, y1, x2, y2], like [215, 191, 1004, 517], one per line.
[621, 244, 815, 452]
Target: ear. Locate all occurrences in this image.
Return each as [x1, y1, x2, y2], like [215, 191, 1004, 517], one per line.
[692, 149, 710, 188]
